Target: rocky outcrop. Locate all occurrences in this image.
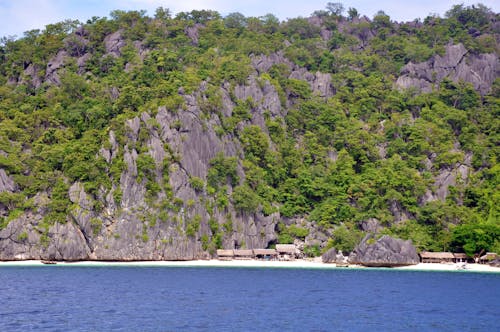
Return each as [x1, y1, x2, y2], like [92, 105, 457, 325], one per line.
[45, 50, 68, 85]
[396, 43, 499, 95]
[104, 30, 126, 58]
[251, 52, 334, 98]
[421, 152, 472, 204]
[348, 235, 419, 267]
[185, 24, 203, 46]
[0, 169, 16, 193]
[0, 213, 90, 261]
[322, 248, 348, 264]
[489, 258, 500, 268]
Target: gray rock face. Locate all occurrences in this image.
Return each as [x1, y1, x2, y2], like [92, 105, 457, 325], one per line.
[0, 213, 90, 261]
[349, 235, 419, 267]
[104, 30, 125, 58]
[185, 24, 203, 46]
[0, 169, 16, 193]
[322, 247, 338, 263]
[360, 218, 381, 233]
[489, 258, 500, 268]
[45, 50, 68, 85]
[396, 43, 499, 95]
[322, 248, 348, 264]
[21, 64, 43, 89]
[421, 152, 472, 204]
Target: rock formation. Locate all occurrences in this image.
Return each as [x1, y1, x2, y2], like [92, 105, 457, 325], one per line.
[396, 43, 499, 95]
[348, 235, 419, 267]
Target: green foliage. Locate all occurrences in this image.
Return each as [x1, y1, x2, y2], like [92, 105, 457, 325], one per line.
[90, 218, 102, 235]
[450, 222, 500, 256]
[277, 223, 310, 244]
[327, 224, 363, 253]
[186, 214, 201, 237]
[232, 185, 260, 214]
[207, 153, 238, 189]
[189, 176, 204, 192]
[17, 231, 28, 242]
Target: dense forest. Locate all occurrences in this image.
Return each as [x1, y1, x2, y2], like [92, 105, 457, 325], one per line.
[0, 3, 498, 260]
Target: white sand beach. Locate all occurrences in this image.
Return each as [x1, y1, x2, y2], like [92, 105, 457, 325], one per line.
[0, 259, 499, 272]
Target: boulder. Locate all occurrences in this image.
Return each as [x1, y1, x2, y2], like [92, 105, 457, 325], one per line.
[349, 235, 419, 267]
[489, 258, 500, 268]
[322, 248, 348, 264]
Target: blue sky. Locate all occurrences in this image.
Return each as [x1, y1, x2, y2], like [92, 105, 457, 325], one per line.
[1, 0, 499, 39]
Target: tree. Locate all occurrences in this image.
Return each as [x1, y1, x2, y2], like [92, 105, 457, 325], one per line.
[224, 12, 247, 29]
[347, 7, 359, 21]
[326, 2, 345, 17]
[451, 222, 500, 256]
[232, 185, 260, 213]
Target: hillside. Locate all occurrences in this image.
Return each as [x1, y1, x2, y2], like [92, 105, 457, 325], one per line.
[0, 4, 498, 261]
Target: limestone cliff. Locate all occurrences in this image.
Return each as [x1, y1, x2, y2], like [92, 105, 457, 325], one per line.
[0, 7, 498, 260]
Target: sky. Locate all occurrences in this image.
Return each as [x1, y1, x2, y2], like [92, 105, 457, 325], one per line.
[0, 0, 499, 39]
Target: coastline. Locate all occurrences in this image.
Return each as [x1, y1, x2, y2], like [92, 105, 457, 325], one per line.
[0, 259, 499, 273]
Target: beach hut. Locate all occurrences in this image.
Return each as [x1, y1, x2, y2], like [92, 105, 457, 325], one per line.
[216, 249, 234, 260]
[233, 249, 254, 260]
[419, 252, 455, 263]
[276, 244, 297, 260]
[253, 249, 278, 260]
[453, 253, 471, 263]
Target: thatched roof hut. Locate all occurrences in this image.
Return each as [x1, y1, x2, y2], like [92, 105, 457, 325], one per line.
[453, 253, 468, 259]
[419, 251, 454, 263]
[216, 249, 234, 260]
[276, 244, 296, 254]
[233, 249, 254, 259]
[253, 249, 277, 257]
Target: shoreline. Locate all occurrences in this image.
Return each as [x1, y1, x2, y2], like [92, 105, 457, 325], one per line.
[0, 259, 499, 273]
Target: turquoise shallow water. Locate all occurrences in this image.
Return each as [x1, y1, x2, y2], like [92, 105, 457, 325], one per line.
[0, 266, 498, 331]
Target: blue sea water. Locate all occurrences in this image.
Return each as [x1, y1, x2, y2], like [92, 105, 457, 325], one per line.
[0, 266, 499, 331]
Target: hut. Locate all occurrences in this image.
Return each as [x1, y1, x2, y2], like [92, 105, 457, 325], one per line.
[233, 249, 254, 260]
[253, 249, 278, 260]
[276, 244, 297, 260]
[453, 253, 471, 263]
[419, 252, 455, 263]
[216, 249, 234, 260]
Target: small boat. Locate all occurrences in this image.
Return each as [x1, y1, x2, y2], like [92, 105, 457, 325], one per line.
[41, 260, 57, 265]
[455, 262, 468, 270]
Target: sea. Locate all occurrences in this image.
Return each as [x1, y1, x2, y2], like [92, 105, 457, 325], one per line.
[0, 266, 498, 331]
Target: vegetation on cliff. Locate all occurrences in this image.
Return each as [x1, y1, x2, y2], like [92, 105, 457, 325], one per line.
[0, 3, 498, 259]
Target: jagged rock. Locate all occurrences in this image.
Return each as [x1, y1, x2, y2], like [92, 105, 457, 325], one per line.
[185, 24, 203, 45]
[45, 50, 68, 85]
[349, 235, 419, 267]
[0, 213, 90, 261]
[44, 222, 91, 261]
[322, 248, 348, 264]
[64, 33, 89, 57]
[21, 64, 43, 88]
[311, 72, 334, 98]
[76, 53, 91, 74]
[421, 154, 471, 204]
[322, 247, 338, 263]
[360, 218, 381, 233]
[389, 200, 412, 224]
[251, 52, 295, 74]
[104, 30, 125, 57]
[396, 43, 499, 95]
[0, 169, 16, 193]
[489, 258, 500, 268]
